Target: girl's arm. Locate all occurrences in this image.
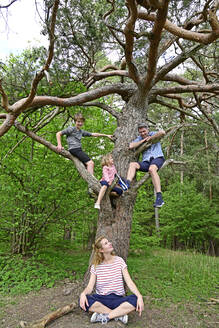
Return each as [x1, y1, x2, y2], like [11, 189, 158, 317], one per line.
[79, 272, 96, 311]
[122, 267, 144, 316]
[102, 166, 111, 184]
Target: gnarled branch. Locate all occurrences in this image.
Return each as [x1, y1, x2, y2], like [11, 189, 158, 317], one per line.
[13, 121, 100, 193]
[142, 0, 169, 90]
[138, 10, 219, 44]
[124, 0, 140, 83]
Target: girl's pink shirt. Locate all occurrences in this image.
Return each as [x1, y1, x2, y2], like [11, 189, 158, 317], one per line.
[101, 165, 117, 185]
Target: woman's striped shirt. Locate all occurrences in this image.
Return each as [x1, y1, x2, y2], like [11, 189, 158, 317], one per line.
[90, 256, 127, 296]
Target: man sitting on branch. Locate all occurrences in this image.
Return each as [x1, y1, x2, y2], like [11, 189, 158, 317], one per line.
[126, 123, 166, 208]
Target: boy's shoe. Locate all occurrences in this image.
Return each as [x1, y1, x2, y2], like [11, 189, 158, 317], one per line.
[153, 197, 165, 208]
[94, 203, 100, 210]
[115, 314, 128, 324]
[90, 312, 109, 324]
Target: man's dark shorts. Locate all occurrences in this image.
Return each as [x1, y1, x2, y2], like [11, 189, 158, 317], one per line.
[138, 156, 165, 172]
[80, 293, 137, 312]
[100, 180, 123, 196]
[69, 147, 90, 164]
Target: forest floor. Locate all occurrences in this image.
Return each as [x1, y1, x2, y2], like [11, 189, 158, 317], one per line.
[0, 280, 218, 328]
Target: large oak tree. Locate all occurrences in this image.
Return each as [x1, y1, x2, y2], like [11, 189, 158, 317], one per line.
[0, 0, 219, 260]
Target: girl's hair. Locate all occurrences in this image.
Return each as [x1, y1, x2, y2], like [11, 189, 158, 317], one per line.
[101, 153, 112, 167]
[73, 112, 85, 122]
[91, 235, 115, 268]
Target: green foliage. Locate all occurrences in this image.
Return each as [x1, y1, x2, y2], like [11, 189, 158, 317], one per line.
[0, 242, 218, 306]
[128, 248, 219, 303]
[0, 240, 89, 295]
[159, 180, 218, 250]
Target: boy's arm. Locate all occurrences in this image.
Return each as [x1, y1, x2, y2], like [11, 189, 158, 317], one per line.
[56, 131, 63, 151]
[91, 133, 113, 140]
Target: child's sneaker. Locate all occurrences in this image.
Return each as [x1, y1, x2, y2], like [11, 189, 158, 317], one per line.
[153, 196, 164, 208]
[116, 174, 130, 191]
[94, 203, 100, 210]
[90, 312, 109, 324]
[115, 314, 128, 324]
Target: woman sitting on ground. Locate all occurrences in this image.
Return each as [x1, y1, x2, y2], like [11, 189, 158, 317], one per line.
[79, 236, 144, 324]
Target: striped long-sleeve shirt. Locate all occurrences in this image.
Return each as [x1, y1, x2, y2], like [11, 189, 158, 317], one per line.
[90, 256, 127, 296]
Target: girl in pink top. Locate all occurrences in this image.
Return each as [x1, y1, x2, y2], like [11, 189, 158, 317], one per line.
[94, 154, 123, 210]
[79, 236, 144, 324]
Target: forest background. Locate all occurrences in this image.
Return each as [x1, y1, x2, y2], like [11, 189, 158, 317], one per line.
[0, 0, 219, 327]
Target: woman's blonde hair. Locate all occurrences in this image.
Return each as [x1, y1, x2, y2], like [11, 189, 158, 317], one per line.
[91, 235, 115, 268]
[101, 153, 112, 167]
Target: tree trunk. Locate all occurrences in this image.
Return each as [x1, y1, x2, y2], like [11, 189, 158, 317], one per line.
[94, 99, 147, 260]
[204, 130, 212, 201]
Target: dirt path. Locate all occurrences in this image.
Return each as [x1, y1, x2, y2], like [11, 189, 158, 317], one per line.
[0, 281, 218, 328]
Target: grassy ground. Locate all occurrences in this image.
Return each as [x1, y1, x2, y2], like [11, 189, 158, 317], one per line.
[0, 241, 218, 302]
[0, 243, 218, 328]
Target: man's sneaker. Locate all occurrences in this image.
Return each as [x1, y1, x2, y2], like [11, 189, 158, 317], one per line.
[94, 203, 100, 210]
[90, 312, 109, 324]
[153, 197, 165, 208]
[115, 314, 128, 324]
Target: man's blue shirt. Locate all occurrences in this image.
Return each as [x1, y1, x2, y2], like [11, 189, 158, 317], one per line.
[133, 131, 164, 162]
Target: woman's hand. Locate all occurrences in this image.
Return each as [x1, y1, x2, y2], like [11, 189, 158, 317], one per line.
[136, 295, 144, 316]
[79, 292, 88, 311]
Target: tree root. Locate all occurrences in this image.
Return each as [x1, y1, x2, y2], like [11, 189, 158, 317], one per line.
[20, 301, 78, 328]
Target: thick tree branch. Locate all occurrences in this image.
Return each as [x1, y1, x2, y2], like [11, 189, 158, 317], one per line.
[154, 44, 204, 83]
[161, 74, 199, 86]
[0, 79, 10, 111]
[138, 10, 219, 44]
[135, 130, 166, 156]
[20, 301, 78, 328]
[153, 84, 219, 96]
[3, 107, 61, 160]
[10, 83, 136, 111]
[142, 0, 169, 90]
[13, 121, 101, 193]
[0, 83, 136, 137]
[85, 70, 130, 88]
[81, 102, 120, 119]
[0, 113, 16, 136]
[14, 0, 59, 114]
[124, 0, 140, 83]
[134, 159, 187, 190]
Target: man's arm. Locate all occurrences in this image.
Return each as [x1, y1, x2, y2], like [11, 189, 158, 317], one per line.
[149, 130, 166, 141]
[129, 138, 145, 150]
[129, 130, 166, 150]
